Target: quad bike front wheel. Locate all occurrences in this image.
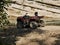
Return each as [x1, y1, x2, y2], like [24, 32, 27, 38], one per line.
[39, 20, 45, 27]
[30, 21, 38, 29]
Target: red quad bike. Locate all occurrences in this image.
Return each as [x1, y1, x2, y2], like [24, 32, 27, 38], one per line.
[17, 15, 45, 29]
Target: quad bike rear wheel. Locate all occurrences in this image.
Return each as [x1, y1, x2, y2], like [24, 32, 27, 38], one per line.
[17, 21, 23, 29]
[30, 21, 38, 29]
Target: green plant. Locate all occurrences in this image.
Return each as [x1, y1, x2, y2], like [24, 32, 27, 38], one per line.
[0, 0, 12, 27]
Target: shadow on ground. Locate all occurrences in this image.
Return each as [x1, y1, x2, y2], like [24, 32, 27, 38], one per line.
[0, 27, 60, 45]
[54, 34, 60, 45]
[16, 28, 45, 36]
[0, 27, 45, 45]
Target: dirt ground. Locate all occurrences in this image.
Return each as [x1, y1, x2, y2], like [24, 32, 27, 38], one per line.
[0, 26, 60, 45]
[16, 26, 60, 45]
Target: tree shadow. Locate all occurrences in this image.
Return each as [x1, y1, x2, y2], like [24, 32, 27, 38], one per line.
[0, 27, 33, 45]
[55, 40, 60, 45]
[16, 28, 46, 36]
[16, 28, 33, 36]
[0, 27, 17, 45]
[0, 27, 46, 45]
[54, 34, 60, 45]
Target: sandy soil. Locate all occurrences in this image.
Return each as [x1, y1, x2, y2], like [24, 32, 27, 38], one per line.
[16, 26, 60, 45]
